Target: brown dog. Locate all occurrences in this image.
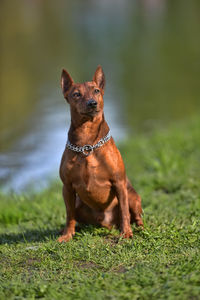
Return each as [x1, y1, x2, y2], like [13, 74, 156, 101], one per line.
[58, 66, 143, 242]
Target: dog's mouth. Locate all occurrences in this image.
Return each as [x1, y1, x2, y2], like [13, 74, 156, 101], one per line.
[81, 110, 100, 116]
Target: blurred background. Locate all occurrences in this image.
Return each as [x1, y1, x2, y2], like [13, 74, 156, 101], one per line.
[0, 0, 200, 192]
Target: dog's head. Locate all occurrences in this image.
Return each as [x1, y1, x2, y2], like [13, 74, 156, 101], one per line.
[61, 66, 105, 119]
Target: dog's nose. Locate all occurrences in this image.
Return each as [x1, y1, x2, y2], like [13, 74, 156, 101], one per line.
[87, 99, 97, 108]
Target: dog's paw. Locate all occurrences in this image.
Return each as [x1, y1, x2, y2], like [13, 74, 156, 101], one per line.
[120, 229, 133, 239]
[57, 234, 73, 243]
[136, 220, 144, 229]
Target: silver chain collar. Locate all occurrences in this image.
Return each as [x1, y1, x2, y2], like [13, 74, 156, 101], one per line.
[66, 130, 111, 156]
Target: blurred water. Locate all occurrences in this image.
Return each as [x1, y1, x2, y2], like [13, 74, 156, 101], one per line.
[0, 88, 128, 191]
[0, 0, 200, 191]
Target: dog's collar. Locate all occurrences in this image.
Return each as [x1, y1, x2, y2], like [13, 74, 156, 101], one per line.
[66, 130, 111, 156]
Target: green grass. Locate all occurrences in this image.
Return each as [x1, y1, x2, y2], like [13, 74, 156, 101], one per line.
[0, 116, 200, 300]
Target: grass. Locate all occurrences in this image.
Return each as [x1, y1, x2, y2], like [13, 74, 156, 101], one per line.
[0, 116, 200, 299]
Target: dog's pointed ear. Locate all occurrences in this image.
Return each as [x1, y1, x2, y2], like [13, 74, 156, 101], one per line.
[61, 69, 74, 97]
[93, 65, 105, 90]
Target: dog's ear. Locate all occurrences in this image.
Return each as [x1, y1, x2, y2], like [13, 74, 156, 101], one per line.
[93, 65, 105, 90]
[61, 69, 74, 97]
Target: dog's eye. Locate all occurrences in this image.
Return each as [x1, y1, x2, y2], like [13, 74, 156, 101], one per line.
[73, 92, 81, 98]
[94, 88, 100, 94]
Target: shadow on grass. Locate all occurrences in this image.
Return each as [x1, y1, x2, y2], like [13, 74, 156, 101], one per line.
[0, 224, 142, 245]
[0, 228, 60, 245]
[0, 224, 112, 245]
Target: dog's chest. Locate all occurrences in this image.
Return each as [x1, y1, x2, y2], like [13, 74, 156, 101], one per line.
[68, 154, 112, 205]
[70, 155, 102, 187]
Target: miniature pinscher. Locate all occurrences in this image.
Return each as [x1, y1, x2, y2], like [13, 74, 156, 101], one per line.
[58, 66, 143, 242]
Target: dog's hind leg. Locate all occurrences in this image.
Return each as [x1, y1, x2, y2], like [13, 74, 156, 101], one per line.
[127, 179, 144, 228]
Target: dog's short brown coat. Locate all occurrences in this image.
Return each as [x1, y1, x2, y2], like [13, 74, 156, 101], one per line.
[58, 66, 143, 242]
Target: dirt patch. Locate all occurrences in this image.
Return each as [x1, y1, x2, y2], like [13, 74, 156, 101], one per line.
[74, 260, 101, 270]
[26, 258, 41, 266]
[114, 265, 127, 273]
[15, 257, 41, 269]
[104, 235, 120, 246]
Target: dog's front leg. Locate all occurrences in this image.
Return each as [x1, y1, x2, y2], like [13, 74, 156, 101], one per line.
[58, 184, 76, 242]
[114, 181, 133, 238]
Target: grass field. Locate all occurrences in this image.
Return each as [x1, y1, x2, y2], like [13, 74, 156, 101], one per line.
[0, 116, 200, 299]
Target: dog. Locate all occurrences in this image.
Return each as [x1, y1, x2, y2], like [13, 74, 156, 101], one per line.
[58, 65, 143, 242]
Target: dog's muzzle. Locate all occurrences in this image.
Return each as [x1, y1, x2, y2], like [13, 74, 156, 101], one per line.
[87, 99, 97, 108]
